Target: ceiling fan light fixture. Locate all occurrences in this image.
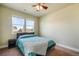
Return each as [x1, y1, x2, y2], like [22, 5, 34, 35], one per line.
[35, 5, 40, 10]
[35, 5, 43, 11]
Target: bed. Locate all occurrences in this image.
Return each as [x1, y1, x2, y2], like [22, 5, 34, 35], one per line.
[16, 32, 56, 56]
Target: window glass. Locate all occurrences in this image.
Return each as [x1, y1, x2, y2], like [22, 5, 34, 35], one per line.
[12, 16, 24, 34]
[26, 20, 34, 32]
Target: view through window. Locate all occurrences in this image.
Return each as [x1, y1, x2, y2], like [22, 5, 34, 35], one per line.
[26, 20, 34, 32]
[12, 16, 34, 34]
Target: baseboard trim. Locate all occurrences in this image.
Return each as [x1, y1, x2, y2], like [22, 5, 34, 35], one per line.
[0, 45, 8, 49]
[57, 43, 79, 53]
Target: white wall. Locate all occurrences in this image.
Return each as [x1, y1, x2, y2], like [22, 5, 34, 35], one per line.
[40, 4, 79, 50]
[0, 5, 39, 46]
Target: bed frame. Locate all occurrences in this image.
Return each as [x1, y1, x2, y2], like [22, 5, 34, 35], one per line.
[16, 32, 56, 56]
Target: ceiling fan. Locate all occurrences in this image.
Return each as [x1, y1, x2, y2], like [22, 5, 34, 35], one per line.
[32, 3, 48, 11]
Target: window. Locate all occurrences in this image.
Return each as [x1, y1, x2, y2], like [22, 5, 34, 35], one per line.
[12, 16, 24, 34]
[12, 16, 34, 34]
[26, 20, 34, 32]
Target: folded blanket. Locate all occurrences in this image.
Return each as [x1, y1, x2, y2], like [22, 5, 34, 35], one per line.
[23, 39, 48, 56]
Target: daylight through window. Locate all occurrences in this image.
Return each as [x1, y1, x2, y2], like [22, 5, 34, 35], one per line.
[12, 16, 34, 34]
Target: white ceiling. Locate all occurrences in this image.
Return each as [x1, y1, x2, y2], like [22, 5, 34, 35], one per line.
[1, 3, 72, 17]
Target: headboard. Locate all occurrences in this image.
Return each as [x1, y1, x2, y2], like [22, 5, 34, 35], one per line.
[16, 32, 34, 39]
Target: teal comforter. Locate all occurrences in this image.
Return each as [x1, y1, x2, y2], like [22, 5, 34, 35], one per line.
[16, 36, 56, 56]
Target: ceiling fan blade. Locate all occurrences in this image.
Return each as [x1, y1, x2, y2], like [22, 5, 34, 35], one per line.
[32, 3, 40, 7]
[32, 5, 36, 7]
[42, 5, 48, 9]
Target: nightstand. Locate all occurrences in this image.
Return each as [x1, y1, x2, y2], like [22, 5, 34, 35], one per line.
[8, 39, 16, 48]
